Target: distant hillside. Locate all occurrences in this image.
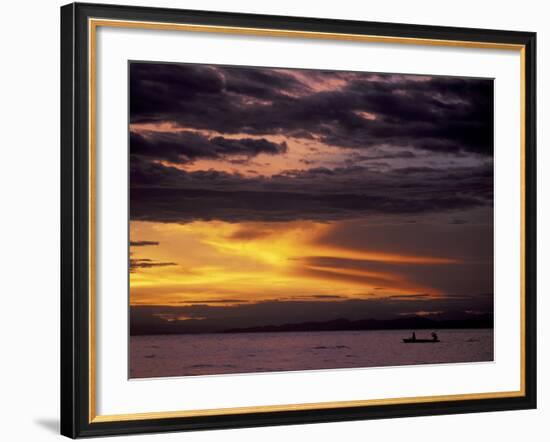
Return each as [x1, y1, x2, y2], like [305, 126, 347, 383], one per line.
[223, 315, 493, 334]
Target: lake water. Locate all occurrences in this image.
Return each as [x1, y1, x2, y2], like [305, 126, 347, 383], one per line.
[130, 329, 493, 378]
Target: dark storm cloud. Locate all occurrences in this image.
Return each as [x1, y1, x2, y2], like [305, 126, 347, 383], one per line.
[130, 62, 493, 156]
[130, 187, 485, 223]
[223, 66, 309, 99]
[130, 240, 159, 247]
[346, 150, 417, 163]
[130, 295, 494, 334]
[319, 75, 494, 155]
[129, 62, 493, 223]
[130, 63, 307, 117]
[129, 160, 492, 222]
[130, 130, 287, 163]
[129, 258, 177, 272]
[129, 241, 173, 272]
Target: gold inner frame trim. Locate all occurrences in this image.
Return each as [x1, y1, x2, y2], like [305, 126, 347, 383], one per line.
[88, 18, 527, 424]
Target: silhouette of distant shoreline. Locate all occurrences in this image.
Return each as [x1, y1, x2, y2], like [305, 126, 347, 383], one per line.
[130, 314, 493, 335]
[222, 315, 493, 334]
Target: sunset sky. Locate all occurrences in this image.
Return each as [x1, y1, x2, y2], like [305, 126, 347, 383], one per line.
[129, 62, 494, 334]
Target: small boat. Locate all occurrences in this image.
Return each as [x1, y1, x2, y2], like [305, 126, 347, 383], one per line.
[402, 338, 440, 343]
[403, 332, 440, 343]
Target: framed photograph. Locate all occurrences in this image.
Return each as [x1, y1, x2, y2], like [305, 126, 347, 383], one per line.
[60, 2, 536, 438]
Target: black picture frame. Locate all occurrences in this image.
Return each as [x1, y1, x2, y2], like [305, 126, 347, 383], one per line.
[61, 2, 537, 438]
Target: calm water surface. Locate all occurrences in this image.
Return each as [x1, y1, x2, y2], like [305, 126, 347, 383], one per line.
[130, 329, 493, 378]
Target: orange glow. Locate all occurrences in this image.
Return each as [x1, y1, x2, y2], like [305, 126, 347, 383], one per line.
[129, 220, 457, 307]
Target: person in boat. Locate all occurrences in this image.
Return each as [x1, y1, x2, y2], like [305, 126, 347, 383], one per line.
[411, 331, 416, 341]
[431, 332, 438, 341]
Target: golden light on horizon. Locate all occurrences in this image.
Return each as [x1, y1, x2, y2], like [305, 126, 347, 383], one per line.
[129, 220, 457, 307]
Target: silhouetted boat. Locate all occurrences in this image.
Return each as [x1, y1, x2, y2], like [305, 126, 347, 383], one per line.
[402, 338, 440, 343]
[403, 331, 439, 343]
